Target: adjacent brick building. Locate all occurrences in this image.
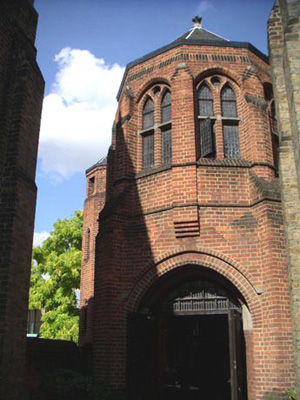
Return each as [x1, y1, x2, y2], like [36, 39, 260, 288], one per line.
[0, 1, 44, 399]
[268, 0, 300, 397]
[80, 17, 295, 399]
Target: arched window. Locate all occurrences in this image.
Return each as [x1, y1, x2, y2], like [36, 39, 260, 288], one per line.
[198, 84, 214, 116]
[142, 97, 155, 169]
[198, 84, 215, 157]
[221, 85, 240, 158]
[143, 97, 154, 130]
[221, 86, 237, 117]
[161, 91, 172, 164]
[161, 91, 171, 123]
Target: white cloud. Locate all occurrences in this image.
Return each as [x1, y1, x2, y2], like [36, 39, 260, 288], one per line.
[33, 231, 50, 247]
[39, 48, 125, 179]
[196, 0, 214, 14]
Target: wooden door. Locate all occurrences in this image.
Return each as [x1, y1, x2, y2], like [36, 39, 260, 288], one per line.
[228, 310, 246, 400]
[126, 312, 157, 400]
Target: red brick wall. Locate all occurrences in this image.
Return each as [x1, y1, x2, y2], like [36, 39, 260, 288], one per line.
[81, 40, 294, 399]
[80, 165, 107, 345]
[0, 1, 44, 399]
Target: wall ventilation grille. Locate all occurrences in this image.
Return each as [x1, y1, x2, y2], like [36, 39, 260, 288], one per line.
[174, 220, 200, 238]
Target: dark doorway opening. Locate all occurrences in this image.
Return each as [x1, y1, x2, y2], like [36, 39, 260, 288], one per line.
[164, 314, 230, 400]
[127, 273, 247, 400]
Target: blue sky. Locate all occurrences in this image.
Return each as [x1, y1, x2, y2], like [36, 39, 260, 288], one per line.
[33, 0, 275, 245]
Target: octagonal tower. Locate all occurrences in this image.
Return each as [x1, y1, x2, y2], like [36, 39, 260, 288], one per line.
[80, 18, 294, 400]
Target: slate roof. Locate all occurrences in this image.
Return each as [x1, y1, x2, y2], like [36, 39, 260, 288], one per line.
[86, 156, 107, 174]
[116, 21, 268, 100]
[174, 26, 228, 43]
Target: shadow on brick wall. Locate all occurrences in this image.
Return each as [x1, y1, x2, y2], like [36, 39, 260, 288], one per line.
[262, 390, 290, 400]
[25, 337, 82, 399]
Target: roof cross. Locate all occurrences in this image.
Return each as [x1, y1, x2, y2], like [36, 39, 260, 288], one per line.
[192, 16, 203, 28]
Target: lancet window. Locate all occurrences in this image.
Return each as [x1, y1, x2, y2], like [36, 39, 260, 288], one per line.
[142, 97, 155, 169]
[197, 78, 240, 160]
[161, 91, 172, 164]
[143, 97, 154, 130]
[140, 86, 172, 170]
[221, 85, 239, 159]
[198, 84, 215, 157]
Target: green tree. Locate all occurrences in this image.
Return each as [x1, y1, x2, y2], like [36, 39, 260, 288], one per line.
[29, 210, 83, 342]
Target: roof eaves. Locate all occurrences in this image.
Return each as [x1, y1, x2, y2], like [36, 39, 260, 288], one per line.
[117, 40, 268, 100]
[85, 157, 107, 174]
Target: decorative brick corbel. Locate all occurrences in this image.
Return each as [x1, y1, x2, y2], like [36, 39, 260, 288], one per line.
[171, 62, 194, 80]
[242, 66, 258, 82]
[245, 94, 268, 111]
[124, 85, 134, 100]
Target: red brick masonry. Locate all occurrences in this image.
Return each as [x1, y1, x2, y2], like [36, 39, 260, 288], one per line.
[80, 35, 295, 399]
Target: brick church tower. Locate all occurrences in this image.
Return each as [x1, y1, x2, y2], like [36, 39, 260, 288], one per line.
[80, 17, 295, 400]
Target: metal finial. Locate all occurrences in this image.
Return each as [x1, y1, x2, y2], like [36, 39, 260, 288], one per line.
[192, 16, 202, 28]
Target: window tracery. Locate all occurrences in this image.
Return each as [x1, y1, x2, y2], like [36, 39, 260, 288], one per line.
[221, 85, 239, 159]
[197, 77, 240, 159]
[161, 90, 172, 164]
[198, 84, 214, 116]
[198, 83, 215, 158]
[161, 91, 171, 123]
[142, 96, 155, 169]
[221, 86, 237, 117]
[140, 85, 172, 170]
[143, 97, 154, 130]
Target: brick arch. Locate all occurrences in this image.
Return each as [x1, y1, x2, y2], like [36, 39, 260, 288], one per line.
[194, 66, 241, 87]
[197, 78, 214, 93]
[220, 81, 237, 96]
[134, 246, 255, 289]
[136, 77, 171, 103]
[126, 250, 261, 327]
[160, 86, 171, 103]
[140, 92, 154, 111]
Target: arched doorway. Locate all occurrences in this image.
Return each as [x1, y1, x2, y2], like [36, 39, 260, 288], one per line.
[127, 268, 248, 400]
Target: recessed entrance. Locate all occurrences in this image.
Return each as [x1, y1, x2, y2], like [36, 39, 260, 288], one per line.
[127, 272, 247, 400]
[164, 314, 230, 400]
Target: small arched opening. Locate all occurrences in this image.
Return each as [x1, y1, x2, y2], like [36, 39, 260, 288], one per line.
[127, 265, 248, 400]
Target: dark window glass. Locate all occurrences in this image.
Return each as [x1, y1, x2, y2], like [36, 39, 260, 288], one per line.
[86, 229, 90, 260]
[88, 177, 95, 196]
[161, 91, 171, 123]
[270, 100, 277, 135]
[272, 132, 279, 172]
[162, 128, 172, 164]
[221, 86, 237, 117]
[270, 101, 279, 171]
[200, 118, 215, 157]
[223, 124, 240, 158]
[211, 76, 221, 86]
[198, 85, 213, 116]
[143, 134, 154, 169]
[143, 97, 154, 130]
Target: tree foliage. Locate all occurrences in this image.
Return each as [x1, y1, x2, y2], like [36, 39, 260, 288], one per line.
[29, 210, 83, 342]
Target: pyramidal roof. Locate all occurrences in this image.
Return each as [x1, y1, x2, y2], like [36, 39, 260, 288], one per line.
[116, 16, 268, 98]
[172, 16, 228, 43]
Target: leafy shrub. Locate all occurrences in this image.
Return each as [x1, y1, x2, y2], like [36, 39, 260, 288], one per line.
[287, 387, 297, 400]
